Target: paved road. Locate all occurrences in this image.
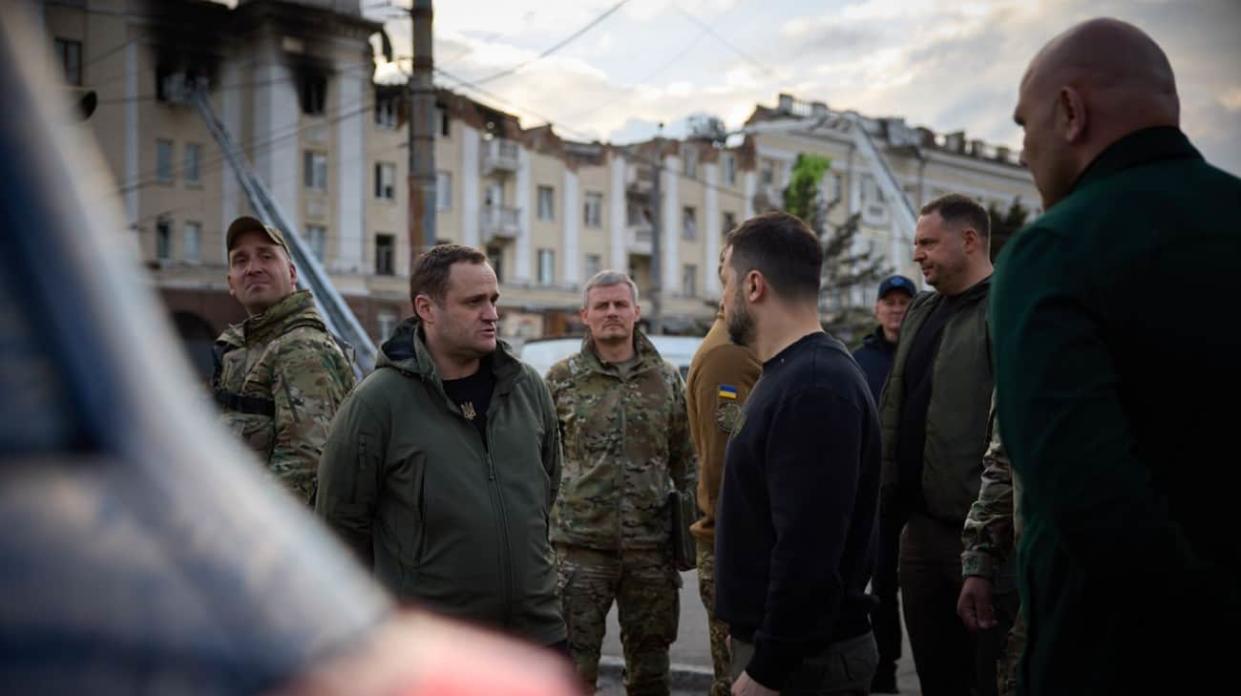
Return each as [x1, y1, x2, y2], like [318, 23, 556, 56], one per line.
[596, 568, 922, 694]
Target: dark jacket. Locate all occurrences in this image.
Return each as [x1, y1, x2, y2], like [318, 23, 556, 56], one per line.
[715, 333, 880, 690]
[992, 126, 1241, 694]
[878, 280, 993, 526]
[852, 326, 897, 402]
[315, 319, 565, 645]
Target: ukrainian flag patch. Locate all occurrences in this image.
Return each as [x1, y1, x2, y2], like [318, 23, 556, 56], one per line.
[718, 384, 738, 400]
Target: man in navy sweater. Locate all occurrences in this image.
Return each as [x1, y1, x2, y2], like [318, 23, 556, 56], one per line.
[851, 273, 914, 694]
[715, 211, 881, 695]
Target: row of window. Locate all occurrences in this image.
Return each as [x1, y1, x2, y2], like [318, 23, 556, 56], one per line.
[153, 219, 202, 263]
[681, 150, 739, 186]
[155, 140, 203, 185]
[533, 251, 700, 296]
[150, 215, 705, 296]
[301, 152, 454, 211]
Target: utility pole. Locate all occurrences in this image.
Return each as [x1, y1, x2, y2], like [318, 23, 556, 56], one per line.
[648, 125, 664, 334]
[408, 0, 435, 266]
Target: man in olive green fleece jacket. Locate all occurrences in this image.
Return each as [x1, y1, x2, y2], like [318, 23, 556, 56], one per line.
[877, 194, 1015, 696]
[316, 245, 565, 648]
[995, 18, 1241, 695]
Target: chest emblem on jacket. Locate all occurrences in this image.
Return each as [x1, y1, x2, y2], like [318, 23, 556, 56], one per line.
[460, 401, 477, 421]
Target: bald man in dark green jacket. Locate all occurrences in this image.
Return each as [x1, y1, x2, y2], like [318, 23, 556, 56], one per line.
[995, 17, 1241, 695]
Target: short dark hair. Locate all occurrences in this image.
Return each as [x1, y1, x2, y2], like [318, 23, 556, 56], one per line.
[409, 243, 487, 305]
[921, 193, 990, 240]
[725, 211, 821, 301]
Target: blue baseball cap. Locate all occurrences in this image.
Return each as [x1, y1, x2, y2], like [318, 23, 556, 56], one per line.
[877, 274, 916, 300]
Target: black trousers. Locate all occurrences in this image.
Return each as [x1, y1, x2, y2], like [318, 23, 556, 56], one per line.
[871, 511, 903, 674]
[900, 513, 1016, 696]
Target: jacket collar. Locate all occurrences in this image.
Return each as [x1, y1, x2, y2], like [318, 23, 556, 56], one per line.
[378, 317, 523, 394]
[219, 289, 321, 347]
[575, 329, 662, 377]
[1071, 126, 1201, 195]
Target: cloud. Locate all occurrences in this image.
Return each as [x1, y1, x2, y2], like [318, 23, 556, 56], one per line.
[1219, 88, 1241, 112]
[364, 0, 1241, 175]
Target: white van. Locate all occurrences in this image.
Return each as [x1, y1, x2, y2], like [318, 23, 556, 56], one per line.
[519, 335, 704, 380]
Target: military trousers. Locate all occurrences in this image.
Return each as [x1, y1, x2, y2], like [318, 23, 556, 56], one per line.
[730, 632, 878, 695]
[899, 513, 1017, 696]
[555, 544, 680, 696]
[695, 538, 731, 696]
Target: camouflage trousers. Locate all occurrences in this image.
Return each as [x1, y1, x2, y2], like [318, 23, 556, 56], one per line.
[695, 539, 731, 696]
[555, 544, 680, 696]
[998, 607, 1026, 696]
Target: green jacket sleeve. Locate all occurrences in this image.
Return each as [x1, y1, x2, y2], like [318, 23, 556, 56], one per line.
[536, 371, 562, 506]
[269, 333, 355, 504]
[315, 388, 385, 568]
[961, 400, 1014, 579]
[993, 227, 1207, 586]
[667, 366, 697, 497]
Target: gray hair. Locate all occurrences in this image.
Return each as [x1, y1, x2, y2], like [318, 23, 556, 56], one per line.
[581, 270, 639, 308]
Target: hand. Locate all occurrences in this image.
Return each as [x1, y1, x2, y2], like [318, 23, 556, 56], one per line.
[957, 575, 997, 632]
[732, 670, 779, 696]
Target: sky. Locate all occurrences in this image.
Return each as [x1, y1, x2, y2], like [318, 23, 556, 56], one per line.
[355, 0, 1241, 176]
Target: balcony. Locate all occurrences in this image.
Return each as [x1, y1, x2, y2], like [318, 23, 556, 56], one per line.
[481, 204, 520, 243]
[627, 225, 652, 255]
[480, 138, 520, 174]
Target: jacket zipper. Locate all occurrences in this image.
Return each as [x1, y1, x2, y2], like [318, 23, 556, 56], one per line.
[483, 413, 514, 630]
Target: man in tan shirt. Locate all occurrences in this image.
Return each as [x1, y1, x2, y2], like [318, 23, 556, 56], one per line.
[685, 310, 761, 696]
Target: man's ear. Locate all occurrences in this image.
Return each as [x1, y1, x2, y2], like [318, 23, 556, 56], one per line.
[961, 227, 981, 255]
[414, 294, 435, 323]
[1059, 85, 1088, 143]
[746, 270, 765, 304]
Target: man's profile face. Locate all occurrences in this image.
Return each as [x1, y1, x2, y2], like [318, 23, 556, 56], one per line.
[421, 261, 500, 359]
[875, 291, 911, 337]
[226, 229, 297, 316]
[581, 283, 639, 346]
[720, 246, 756, 348]
[912, 211, 968, 291]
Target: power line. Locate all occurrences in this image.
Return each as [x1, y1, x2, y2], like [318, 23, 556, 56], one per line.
[463, 0, 632, 87]
[671, 4, 778, 78]
[560, 1, 743, 125]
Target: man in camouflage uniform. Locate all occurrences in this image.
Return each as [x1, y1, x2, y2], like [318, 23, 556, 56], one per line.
[958, 396, 1024, 696]
[212, 216, 355, 504]
[547, 270, 695, 696]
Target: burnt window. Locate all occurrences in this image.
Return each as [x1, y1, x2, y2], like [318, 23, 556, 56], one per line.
[299, 72, 327, 116]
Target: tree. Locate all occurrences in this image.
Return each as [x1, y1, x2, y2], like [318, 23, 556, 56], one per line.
[987, 198, 1031, 261]
[782, 154, 892, 341]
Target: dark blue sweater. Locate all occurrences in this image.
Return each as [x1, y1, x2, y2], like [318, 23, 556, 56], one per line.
[714, 332, 880, 689]
[852, 326, 896, 402]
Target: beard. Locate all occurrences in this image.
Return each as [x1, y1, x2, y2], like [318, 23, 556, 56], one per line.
[726, 290, 756, 348]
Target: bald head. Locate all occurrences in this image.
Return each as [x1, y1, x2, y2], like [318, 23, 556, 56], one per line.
[1015, 18, 1180, 207]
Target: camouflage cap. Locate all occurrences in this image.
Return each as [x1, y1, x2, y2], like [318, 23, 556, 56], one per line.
[226, 216, 290, 254]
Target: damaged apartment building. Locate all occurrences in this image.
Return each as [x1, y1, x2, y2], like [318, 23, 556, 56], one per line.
[32, 0, 1039, 379]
